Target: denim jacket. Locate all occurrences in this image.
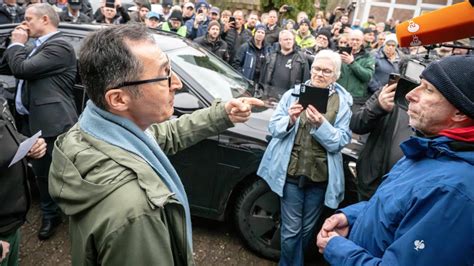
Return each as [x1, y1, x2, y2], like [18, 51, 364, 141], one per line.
[257, 82, 353, 208]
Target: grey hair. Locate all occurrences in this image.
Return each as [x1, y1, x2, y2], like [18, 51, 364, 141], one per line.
[27, 3, 60, 27]
[279, 29, 294, 40]
[312, 49, 342, 80]
[79, 24, 155, 110]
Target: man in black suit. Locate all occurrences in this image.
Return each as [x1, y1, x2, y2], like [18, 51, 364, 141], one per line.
[0, 3, 77, 240]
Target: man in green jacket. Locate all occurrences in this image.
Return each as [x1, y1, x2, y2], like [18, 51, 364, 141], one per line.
[337, 29, 375, 111]
[48, 24, 263, 265]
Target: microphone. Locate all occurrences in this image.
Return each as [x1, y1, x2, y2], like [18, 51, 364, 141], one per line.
[396, 0, 474, 47]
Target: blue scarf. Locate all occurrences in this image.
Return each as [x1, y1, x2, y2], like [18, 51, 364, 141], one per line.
[79, 100, 193, 249]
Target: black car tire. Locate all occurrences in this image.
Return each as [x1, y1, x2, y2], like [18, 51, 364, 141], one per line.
[234, 179, 281, 261]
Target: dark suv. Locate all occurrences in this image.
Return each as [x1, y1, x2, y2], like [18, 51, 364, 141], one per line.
[0, 23, 359, 260]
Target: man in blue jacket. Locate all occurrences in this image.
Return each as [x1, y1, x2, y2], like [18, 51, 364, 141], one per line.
[317, 55, 474, 265]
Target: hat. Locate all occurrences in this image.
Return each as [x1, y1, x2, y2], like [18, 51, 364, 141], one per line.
[195, 0, 209, 10]
[168, 10, 183, 22]
[207, 20, 221, 31]
[162, 0, 172, 8]
[68, 0, 82, 10]
[384, 33, 398, 46]
[316, 29, 332, 41]
[422, 55, 474, 118]
[210, 6, 220, 14]
[183, 2, 194, 9]
[298, 18, 310, 28]
[363, 28, 374, 34]
[146, 11, 160, 20]
[255, 24, 266, 33]
[135, 0, 151, 11]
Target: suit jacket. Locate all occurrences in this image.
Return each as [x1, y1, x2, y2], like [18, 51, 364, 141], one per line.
[0, 32, 78, 137]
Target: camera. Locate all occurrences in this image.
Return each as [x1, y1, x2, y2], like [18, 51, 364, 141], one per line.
[285, 5, 294, 12]
[197, 9, 203, 14]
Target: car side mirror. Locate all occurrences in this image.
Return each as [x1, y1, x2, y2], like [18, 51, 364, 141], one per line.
[174, 92, 204, 114]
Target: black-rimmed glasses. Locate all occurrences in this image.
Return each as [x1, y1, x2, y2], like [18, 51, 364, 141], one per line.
[110, 58, 172, 90]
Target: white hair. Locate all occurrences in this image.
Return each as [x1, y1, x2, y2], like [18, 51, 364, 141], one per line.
[312, 49, 342, 80]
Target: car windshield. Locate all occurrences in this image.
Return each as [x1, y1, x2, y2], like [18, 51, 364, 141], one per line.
[167, 44, 253, 101]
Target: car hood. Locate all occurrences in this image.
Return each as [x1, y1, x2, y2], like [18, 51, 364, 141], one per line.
[226, 97, 278, 144]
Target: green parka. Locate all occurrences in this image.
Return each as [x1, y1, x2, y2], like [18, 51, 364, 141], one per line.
[337, 49, 375, 103]
[49, 102, 233, 266]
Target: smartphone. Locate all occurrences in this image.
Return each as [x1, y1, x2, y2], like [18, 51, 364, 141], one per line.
[338, 46, 352, 54]
[197, 9, 203, 14]
[394, 77, 419, 110]
[388, 73, 400, 85]
[105, 1, 115, 8]
[286, 5, 294, 12]
[298, 84, 329, 113]
[229, 16, 236, 23]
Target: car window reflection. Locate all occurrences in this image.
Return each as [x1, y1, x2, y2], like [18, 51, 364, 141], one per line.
[168, 47, 253, 101]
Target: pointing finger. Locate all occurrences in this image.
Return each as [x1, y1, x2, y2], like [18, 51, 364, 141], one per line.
[241, 97, 265, 107]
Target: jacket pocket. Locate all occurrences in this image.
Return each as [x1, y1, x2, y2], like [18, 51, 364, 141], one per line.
[34, 97, 61, 106]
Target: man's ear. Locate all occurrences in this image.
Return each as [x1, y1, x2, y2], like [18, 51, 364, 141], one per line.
[104, 89, 131, 112]
[452, 110, 471, 123]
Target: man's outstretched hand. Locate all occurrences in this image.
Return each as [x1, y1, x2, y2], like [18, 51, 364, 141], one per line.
[225, 97, 265, 123]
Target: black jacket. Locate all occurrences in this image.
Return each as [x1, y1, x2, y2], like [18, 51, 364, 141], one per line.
[0, 32, 78, 137]
[222, 27, 252, 65]
[0, 97, 29, 235]
[349, 90, 413, 200]
[59, 11, 92, 24]
[0, 4, 24, 24]
[232, 39, 270, 82]
[194, 34, 230, 62]
[259, 48, 310, 95]
[264, 24, 281, 46]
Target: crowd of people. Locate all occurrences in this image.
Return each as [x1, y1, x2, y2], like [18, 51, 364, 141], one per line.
[0, 0, 473, 265]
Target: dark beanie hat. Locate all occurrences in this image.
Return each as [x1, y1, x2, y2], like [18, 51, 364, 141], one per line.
[422, 55, 474, 118]
[141, 0, 151, 11]
[255, 24, 266, 32]
[362, 27, 373, 34]
[168, 10, 183, 23]
[208, 20, 221, 31]
[316, 29, 332, 41]
[298, 18, 311, 28]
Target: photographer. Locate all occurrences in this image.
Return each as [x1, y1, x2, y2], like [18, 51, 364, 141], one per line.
[94, 0, 130, 24]
[350, 76, 412, 200]
[221, 10, 251, 65]
[184, 0, 210, 40]
[328, 6, 346, 25]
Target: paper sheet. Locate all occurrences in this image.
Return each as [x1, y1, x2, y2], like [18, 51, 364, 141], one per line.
[8, 130, 42, 168]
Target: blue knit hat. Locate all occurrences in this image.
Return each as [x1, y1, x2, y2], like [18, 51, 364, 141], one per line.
[422, 55, 474, 118]
[255, 24, 266, 33]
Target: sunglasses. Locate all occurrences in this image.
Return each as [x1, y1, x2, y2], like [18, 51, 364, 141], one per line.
[110, 56, 172, 90]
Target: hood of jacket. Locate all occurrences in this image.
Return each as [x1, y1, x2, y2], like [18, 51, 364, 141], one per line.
[49, 124, 173, 216]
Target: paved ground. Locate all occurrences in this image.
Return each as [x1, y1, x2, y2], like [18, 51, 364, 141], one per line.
[18, 201, 278, 266]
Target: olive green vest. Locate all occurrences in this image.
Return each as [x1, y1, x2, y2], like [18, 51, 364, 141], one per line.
[287, 92, 340, 182]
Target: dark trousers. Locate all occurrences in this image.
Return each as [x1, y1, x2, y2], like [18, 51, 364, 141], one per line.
[15, 114, 60, 220]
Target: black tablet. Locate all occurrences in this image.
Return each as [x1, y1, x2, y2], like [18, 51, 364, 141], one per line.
[298, 84, 329, 113]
